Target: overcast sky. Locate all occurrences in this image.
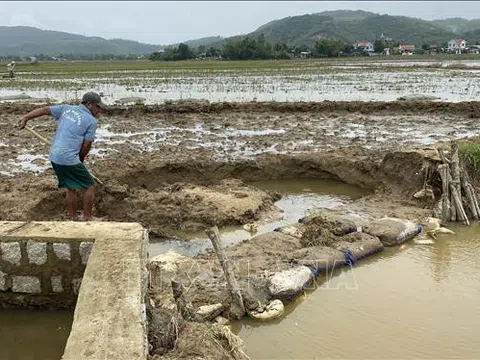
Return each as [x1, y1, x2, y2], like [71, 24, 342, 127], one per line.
[1, 1, 479, 45]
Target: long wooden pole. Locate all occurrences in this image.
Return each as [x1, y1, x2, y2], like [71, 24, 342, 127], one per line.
[461, 168, 479, 220]
[438, 164, 451, 223]
[205, 226, 245, 319]
[450, 141, 462, 221]
[25, 126, 104, 185]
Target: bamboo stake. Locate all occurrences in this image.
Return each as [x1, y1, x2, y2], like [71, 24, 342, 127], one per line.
[450, 141, 462, 220]
[461, 168, 479, 220]
[438, 148, 451, 165]
[463, 169, 480, 217]
[438, 164, 451, 223]
[205, 226, 245, 319]
[450, 183, 470, 225]
[450, 191, 457, 222]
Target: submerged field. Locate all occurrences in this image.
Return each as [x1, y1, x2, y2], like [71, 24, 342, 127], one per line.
[1, 57, 480, 103]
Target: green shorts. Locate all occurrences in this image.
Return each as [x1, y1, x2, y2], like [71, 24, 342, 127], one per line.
[51, 162, 95, 190]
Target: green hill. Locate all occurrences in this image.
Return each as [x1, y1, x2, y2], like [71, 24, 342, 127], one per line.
[0, 26, 163, 56]
[431, 18, 480, 34]
[182, 36, 224, 49]
[249, 10, 462, 47]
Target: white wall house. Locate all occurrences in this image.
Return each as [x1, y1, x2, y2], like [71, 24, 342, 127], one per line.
[448, 39, 466, 53]
[354, 41, 374, 53]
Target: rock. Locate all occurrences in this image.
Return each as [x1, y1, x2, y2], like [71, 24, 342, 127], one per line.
[267, 266, 314, 300]
[248, 299, 285, 321]
[196, 303, 224, 321]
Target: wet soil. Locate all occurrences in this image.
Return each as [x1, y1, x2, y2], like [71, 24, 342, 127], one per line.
[0, 100, 466, 237]
[2, 100, 474, 359]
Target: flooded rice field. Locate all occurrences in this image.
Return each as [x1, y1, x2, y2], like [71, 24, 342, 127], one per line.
[1, 58, 480, 103]
[233, 223, 480, 359]
[1, 104, 480, 177]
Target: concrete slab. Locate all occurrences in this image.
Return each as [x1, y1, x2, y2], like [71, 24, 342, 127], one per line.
[0, 221, 148, 360]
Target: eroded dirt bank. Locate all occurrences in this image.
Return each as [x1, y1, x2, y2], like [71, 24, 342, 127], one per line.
[0, 148, 438, 238]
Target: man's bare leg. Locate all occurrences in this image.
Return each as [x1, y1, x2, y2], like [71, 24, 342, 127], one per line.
[83, 184, 95, 221]
[66, 189, 78, 220]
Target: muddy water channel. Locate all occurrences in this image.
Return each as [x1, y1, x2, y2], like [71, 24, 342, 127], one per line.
[0, 309, 73, 359]
[148, 178, 368, 257]
[233, 223, 480, 359]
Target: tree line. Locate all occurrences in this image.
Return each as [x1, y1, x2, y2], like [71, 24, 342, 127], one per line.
[149, 35, 430, 61]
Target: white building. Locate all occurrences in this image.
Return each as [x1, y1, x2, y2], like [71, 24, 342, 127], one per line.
[354, 41, 374, 53]
[448, 39, 466, 54]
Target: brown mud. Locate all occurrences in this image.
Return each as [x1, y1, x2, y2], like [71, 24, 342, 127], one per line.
[0, 100, 466, 236]
[3, 99, 480, 117]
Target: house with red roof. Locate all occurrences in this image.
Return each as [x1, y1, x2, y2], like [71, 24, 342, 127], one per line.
[354, 41, 374, 53]
[448, 39, 466, 53]
[398, 44, 415, 55]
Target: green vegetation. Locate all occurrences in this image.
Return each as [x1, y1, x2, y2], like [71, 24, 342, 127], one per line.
[459, 142, 480, 179]
[432, 18, 480, 34]
[149, 43, 195, 61]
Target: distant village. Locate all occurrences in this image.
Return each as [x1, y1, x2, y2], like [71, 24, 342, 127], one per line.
[352, 34, 478, 56]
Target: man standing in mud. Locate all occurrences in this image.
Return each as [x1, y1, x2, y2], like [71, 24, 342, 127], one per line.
[17, 92, 107, 221]
[7, 61, 15, 78]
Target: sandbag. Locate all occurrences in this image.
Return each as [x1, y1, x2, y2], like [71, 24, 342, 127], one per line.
[331, 233, 384, 261]
[248, 299, 285, 321]
[267, 266, 314, 300]
[363, 217, 422, 246]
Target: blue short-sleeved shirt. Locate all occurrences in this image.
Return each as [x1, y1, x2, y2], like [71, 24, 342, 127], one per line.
[49, 104, 97, 166]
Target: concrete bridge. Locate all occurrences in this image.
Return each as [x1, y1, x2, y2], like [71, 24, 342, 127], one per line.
[0, 221, 148, 359]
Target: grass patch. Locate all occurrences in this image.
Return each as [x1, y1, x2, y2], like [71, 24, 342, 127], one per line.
[459, 141, 480, 180]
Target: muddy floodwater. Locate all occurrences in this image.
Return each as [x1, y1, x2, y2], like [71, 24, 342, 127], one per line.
[0, 309, 73, 360]
[232, 223, 480, 359]
[149, 178, 369, 257]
